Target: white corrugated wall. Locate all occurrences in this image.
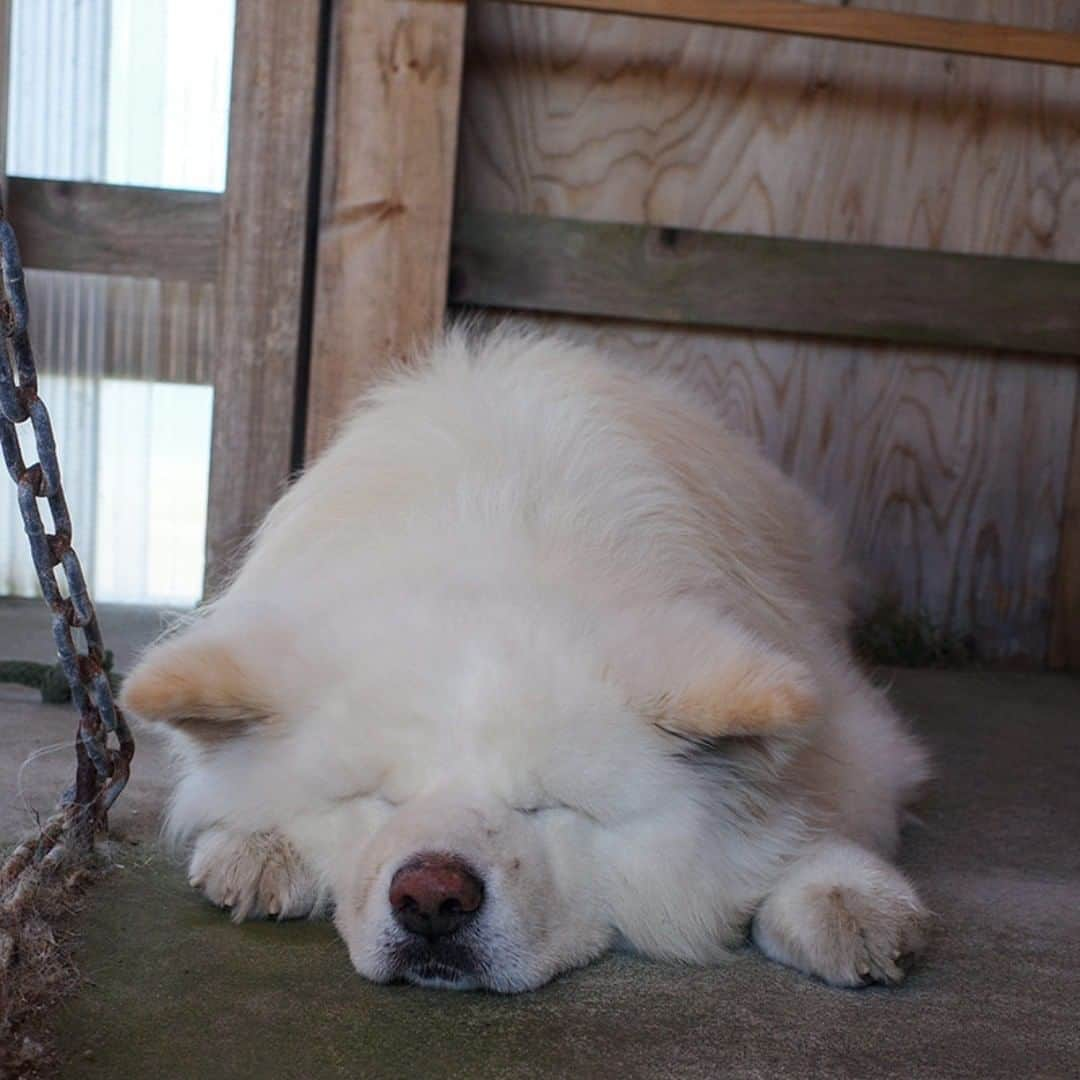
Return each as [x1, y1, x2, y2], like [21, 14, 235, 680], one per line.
[2, 0, 233, 605]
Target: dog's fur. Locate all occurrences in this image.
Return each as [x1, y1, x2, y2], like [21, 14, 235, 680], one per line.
[122, 326, 931, 992]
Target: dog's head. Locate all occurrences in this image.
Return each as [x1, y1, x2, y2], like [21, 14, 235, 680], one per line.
[123, 595, 820, 992]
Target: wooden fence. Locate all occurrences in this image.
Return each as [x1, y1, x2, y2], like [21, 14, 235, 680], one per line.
[4, 0, 1079, 664]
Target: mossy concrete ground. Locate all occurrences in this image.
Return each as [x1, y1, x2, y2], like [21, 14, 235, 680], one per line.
[41, 669, 1080, 1079]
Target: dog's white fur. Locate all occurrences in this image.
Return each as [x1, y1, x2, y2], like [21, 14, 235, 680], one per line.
[122, 325, 931, 992]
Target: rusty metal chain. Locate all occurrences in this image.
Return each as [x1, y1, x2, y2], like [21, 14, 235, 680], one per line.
[0, 197, 133, 855]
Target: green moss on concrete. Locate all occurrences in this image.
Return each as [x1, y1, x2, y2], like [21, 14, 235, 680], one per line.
[56, 852, 760, 1080]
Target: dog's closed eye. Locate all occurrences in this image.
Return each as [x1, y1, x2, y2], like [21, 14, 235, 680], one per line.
[512, 792, 585, 818]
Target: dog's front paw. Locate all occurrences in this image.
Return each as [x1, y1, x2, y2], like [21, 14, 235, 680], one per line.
[189, 828, 322, 922]
[753, 842, 929, 987]
[783, 881, 927, 987]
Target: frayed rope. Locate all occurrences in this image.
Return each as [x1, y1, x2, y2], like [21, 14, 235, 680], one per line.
[0, 805, 97, 1076]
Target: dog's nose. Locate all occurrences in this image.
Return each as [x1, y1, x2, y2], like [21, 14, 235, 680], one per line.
[389, 854, 484, 940]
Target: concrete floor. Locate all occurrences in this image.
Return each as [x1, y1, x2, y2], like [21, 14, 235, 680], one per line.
[3, 601, 1080, 1079]
[0, 598, 176, 844]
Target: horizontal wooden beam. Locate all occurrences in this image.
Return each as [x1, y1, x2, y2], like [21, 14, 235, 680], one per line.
[506, 0, 1080, 68]
[450, 210, 1080, 358]
[11, 180, 1080, 359]
[6, 177, 221, 284]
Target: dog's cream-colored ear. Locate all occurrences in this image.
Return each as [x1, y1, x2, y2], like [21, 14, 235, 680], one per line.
[121, 632, 272, 743]
[641, 615, 824, 740]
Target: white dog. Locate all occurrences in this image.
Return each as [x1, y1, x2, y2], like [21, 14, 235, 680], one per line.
[122, 325, 930, 992]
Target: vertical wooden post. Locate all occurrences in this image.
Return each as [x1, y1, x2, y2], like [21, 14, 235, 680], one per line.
[304, 0, 467, 458]
[204, 0, 326, 593]
[1050, 392, 1080, 670]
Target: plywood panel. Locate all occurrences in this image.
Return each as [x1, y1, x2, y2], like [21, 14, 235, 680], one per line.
[305, 0, 467, 457]
[457, 0, 1080, 659]
[460, 1, 1079, 256]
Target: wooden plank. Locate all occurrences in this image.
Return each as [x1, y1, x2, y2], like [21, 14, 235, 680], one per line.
[451, 211, 1080, 358]
[6, 178, 221, 283]
[304, 0, 467, 458]
[204, 0, 324, 594]
[459, 2, 1080, 262]
[1050, 391, 1080, 669]
[507, 0, 1080, 67]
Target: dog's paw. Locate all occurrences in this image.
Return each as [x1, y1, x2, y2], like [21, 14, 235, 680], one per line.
[188, 828, 323, 922]
[783, 881, 927, 987]
[752, 842, 929, 987]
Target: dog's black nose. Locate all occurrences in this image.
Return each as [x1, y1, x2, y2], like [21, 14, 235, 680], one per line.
[390, 854, 484, 940]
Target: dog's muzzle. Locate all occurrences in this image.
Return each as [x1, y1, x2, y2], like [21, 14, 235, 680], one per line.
[387, 853, 487, 988]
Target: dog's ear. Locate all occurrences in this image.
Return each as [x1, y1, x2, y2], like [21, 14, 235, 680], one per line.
[121, 630, 272, 743]
[632, 610, 824, 740]
[654, 641, 822, 740]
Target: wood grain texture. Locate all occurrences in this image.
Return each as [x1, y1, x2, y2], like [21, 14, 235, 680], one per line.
[204, 0, 323, 594]
[459, 1, 1080, 254]
[7, 178, 221, 283]
[451, 209, 1080, 356]
[506, 0, 1080, 67]
[458, 0, 1080, 660]
[305, 0, 467, 458]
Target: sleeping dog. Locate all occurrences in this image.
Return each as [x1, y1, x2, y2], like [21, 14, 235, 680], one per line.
[122, 325, 930, 992]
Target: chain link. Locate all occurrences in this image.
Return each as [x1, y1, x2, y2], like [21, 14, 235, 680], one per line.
[0, 198, 133, 852]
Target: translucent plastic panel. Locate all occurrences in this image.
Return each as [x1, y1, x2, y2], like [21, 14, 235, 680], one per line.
[2, 2, 230, 605]
[3, 379, 212, 607]
[0, 271, 217, 606]
[95, 381, 213, 605]
[5, 0, 110, 180]
[7, 0, 235, 190]
[106, 0, 235, 191]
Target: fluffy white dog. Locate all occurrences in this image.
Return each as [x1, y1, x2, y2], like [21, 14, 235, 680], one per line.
[122, 325, 931, 992]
